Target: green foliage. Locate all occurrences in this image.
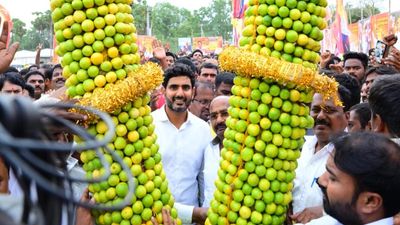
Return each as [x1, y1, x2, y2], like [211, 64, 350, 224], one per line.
[11, 18, 27, 43]
[134, 0, 232, 52]
[11, 10, 52, 50]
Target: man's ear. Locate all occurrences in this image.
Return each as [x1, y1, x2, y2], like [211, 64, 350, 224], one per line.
[192, 87, 197, 100]
[356, 192, 383, 215]
[160, 86, 165, 94]
[372, 114, 386, 133]
[345, 111, 350, 121]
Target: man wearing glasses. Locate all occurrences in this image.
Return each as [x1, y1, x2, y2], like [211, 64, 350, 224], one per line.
[189, 81, 215, 122]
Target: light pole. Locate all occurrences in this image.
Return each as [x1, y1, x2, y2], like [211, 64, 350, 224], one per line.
[146, 6, 152, 36]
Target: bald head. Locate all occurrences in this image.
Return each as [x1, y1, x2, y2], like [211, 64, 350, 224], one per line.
[211, 95, 229, 107]
[210, 96, 230, 142]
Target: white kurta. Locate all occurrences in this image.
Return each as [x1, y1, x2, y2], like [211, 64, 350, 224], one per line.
[293, 135, 334, 214]
[152, 107, 212, 223]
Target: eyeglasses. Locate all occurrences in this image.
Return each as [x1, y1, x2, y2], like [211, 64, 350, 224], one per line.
[192, 99, 211, 106]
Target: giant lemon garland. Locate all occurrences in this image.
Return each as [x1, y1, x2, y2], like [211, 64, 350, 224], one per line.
[205, 0, 338, 225]
[51, 0, 180, 224]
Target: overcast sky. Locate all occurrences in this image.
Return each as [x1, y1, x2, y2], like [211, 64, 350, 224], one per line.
[1, 0, 398, 28]
[1, 0, 213, 27]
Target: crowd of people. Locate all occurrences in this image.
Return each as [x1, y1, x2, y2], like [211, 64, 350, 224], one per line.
[0, 17, 400, 225]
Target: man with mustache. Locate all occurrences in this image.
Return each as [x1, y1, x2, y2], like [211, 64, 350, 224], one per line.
[152, 63, 212, 225]
[189, 81, 215, 122]
[202, 96, 229, 207]
[291, 84, 355, 224]
[343, 52, 369, 83]
[24, 70, 45, 100]
[317, 132, 400, 225]
[50, 64, 65, 90]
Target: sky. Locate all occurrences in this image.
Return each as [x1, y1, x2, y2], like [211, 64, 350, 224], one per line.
[0, 0, 213, 28]
[1, 0, 399, 28]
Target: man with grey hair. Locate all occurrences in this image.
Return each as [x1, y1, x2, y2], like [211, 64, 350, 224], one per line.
[189, 81, 215, 121]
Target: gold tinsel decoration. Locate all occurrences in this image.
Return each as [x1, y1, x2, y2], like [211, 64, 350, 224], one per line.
[219, 47, 341, 105]
[78, 62, 163, 116]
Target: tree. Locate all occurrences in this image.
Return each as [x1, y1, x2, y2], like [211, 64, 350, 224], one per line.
[345, 0, 381, 24]
[19, 10, 52, 50]
[206, 0, 232, 41]
[132, 0, 147, 35]
[11, 18, 27, 43]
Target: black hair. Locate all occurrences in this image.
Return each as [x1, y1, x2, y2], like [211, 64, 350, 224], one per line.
[333, 73, 360, 111]
[0, 73, 25, 91]
[5, 66, 19, 73]
[216, 72, 235, 88]
[24, 70, 45, 82]
[148, 57, 161, 66]
[40, 64, 54, 80]
[191, 49, 203, 57]
[365, 65, 399, 78]
[332, 132, 400, 217]
[166, 52, 177, 61]
[175, 58, 197, 74]
[349, 103, 371, 129]
[337, 85, 353, 112]
[324, 55, 341, 70]
[162, 63, 195, 88]
[28, 64, 39, 71]
[343, 52, 369, 70]
[368, 74, 400, 136]
[24, 83, 35, 98]
[319, 69, 337, 76]
[199, 62, 219, 74]
[51, 64, 62, 76]
[20, 68, 29, 76]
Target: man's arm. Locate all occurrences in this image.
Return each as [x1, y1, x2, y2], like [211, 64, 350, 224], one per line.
[35, 43, 42, 66]
[0, 23, 19, 74]
[290, 206, 324, 224]
[152, 40, 168, 70]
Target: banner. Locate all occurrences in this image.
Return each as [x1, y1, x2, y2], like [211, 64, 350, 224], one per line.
[192, 37, 223, 54]
[178, 37, 192, 55]
[323, 11, 400, 53]
[332, 0, 350, 55]
[137, 35, 157, 59]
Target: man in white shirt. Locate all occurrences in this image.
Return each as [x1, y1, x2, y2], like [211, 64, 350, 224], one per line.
[202, 96, 229, 207]
[152, 64, 212, 224]
[298, 75, 400, 225]
[291, 85, 351, 223]
[317, 132, 400, 225]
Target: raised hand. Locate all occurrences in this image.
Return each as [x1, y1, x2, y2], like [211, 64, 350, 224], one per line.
[0, 23, 19, 74]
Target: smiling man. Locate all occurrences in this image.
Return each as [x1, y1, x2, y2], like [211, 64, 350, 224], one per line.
[152, 63, 212, 225]
[291, 84, 354, 224]
[50, 64, 65, 90]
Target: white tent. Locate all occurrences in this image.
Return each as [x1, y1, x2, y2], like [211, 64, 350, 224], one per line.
[11, 48, 54, 68]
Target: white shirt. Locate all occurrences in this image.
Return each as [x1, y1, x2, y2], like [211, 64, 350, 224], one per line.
[202, 139, 221, 207]
[298, 216, 394, 225]
[365, 217, 394, 225]
[152, 107, 212, 223]
[293, 135, 334, 214]
[295, 215, 341, 225]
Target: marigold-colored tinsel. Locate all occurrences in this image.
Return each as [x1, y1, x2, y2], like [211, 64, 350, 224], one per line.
[78, 62, 163, 117]
[219, 47, 341, 105]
